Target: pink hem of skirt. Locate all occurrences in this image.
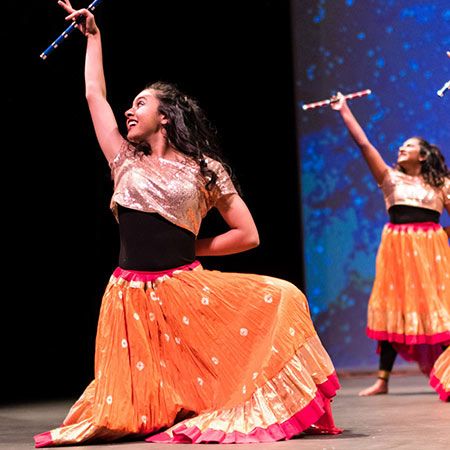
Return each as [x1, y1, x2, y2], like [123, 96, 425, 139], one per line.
[429, 373, 450, 402]
[146, 373, 341, 444]
[34, 431, 53, 448]
[366, 328, 450, 345]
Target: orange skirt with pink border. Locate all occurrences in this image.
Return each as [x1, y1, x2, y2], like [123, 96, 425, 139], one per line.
[366, 222, 450, 373]
[34, 263, 341, 446]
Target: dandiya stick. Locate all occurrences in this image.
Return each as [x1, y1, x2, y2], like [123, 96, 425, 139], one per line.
[302, 89, 372, 110]
[40, 0, 104, 60]
[437, 80, 450, 97]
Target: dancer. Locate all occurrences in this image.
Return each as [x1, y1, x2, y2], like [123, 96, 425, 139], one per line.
[428, 50, 450, 403]
[430, 346, 450, 401]
[330, 92, 450, 397]
[34, 2, 341, 446]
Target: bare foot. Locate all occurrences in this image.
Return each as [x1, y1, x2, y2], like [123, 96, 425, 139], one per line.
[358, 378, 388, 396]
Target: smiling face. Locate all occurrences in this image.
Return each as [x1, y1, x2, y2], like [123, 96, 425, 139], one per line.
[124, 89, 168, 143]
[397, 137, 427, 171]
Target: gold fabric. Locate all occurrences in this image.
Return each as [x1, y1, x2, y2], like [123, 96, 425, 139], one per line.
[380, 168, 450, 213]
[160, 335, 336, 437]
[431, 347, 450, 394]
[109, 145, 237, 236]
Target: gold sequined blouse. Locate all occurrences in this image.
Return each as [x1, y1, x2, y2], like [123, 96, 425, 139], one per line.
[380, 167, 450, 213]
[109, 146, 238, 236]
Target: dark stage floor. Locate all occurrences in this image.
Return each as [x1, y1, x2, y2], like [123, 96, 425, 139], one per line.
[1, 373, 448, 450]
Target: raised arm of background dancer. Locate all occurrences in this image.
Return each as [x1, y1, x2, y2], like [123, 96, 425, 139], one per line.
[195, 194, 260, 256]
[58, 1, 123, 163]
[331, 92, 389, 185]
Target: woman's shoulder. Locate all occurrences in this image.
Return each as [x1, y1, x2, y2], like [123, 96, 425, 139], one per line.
[443, 175, 450, 192]
[204, 156, 225, 169]
[379, 166, 396, 186]
[109, 141, 138, 173]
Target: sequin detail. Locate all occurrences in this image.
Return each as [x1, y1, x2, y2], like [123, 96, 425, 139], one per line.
[381, 167, 450, 213]
[110, 146, 237, 236]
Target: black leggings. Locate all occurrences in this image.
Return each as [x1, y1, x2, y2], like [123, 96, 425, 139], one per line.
[379, 341, 449, 372]
[379, 341, 397, 372]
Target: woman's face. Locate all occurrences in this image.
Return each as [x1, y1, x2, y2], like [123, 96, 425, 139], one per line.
[124, 89, 167, 142]
[397, 137, 426, 167]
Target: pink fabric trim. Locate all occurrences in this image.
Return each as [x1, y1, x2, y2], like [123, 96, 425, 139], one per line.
[113, 261, 200, 282]
[34, 431, 53, 448]
[386, 222, 441, 232]
[367, 328, 450, 345]
[147, 373, 341, 444]
[430, 373, 450, 402]
[316, 371, 341, 397]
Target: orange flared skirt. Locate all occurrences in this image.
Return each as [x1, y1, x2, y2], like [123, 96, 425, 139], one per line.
[366, 222, 450, 372]
[34, 262, 341, 446]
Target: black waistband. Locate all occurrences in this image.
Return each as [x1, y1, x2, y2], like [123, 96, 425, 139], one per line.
[388, 205, 440, 224]
[117, 205, 196, 271]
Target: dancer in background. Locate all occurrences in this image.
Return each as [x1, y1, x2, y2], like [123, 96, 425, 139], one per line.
[330, 92, 450, 397]
[428, 50, 450, 403]
[34, 1, 341, 446]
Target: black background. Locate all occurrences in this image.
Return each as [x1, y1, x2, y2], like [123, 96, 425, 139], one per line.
[4, 0, 302, 404]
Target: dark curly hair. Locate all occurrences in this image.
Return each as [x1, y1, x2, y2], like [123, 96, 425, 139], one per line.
[127, 81, 240, 194]
[395, 137, 449, 188]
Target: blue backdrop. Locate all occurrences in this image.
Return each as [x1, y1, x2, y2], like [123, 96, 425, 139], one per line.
[291, 0, 450, 369]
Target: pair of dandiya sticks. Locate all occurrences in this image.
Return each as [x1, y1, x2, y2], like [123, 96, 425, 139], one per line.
[40, 0, 449, 103]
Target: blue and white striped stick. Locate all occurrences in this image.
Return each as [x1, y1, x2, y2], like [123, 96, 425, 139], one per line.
[40, 0, 104, 60]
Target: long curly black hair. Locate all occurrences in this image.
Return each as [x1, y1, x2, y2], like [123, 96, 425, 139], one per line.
[395, 137, 449, 188]
[128, 81, 240, 194]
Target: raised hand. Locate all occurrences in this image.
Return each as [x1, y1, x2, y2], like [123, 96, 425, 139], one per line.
[57, 0, 98, 36]
[330, 92, 347, 111]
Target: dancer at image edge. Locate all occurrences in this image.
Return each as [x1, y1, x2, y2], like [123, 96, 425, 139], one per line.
[430, 346, 450, 401]
[33, 1, 342, 446]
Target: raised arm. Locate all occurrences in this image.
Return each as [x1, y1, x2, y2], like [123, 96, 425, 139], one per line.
[195, 194, 260, 256]
[58, 0, 124, 163]
[331, 92, 389, 185]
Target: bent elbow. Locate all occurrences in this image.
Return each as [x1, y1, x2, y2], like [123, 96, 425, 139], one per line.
[248, 232, 260, 249]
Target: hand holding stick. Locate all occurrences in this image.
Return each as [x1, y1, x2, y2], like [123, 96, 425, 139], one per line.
[302, 89, 372, 111]
[40, 0, 103, 60]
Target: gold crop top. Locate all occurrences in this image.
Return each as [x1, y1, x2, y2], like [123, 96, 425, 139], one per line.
[109, 145, 238, 236]
[380, 167, 450, 214]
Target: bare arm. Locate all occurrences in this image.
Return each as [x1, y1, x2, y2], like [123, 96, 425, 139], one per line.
[59, 0, 124, 163]
[444, 226, 450, 239]
[331, 92, 389, 185]
[444, 203, 450, 238]
[195, 194, 260, 256]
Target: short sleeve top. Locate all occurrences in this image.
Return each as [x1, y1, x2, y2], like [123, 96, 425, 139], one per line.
[380, 167, 450, 213]
[109, 145, 238, 236]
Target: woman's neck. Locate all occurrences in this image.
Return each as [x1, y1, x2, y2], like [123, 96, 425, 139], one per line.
[147, 133, 179, 159]
[399, 163, 422, 177]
